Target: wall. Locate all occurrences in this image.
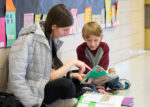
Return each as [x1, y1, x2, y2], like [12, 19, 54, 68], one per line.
[145, 0, 150, 50]
[0, 0, 145, 91]
[58, 0, 145, 66]
[0, 48, 9, 91]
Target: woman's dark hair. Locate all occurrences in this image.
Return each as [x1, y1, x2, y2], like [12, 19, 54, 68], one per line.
[44, 4, 73, 39]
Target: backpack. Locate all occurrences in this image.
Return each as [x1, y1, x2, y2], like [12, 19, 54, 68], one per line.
[0, 92, 24, 107]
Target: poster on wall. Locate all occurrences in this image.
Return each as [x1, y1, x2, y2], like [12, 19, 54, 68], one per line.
[5, 11, 17, 47]
[76, 13, 85, 33]
[6, 0, 15, 11]
[35, 14, 42, 24]
[100, 8, 105, 29]
[6, 0, 16, 47]
[85, 7, 92, 24]
[0, 17, 6, 48]
[116, 2, 119, 25]
[111, 5, 117, 27]
[1, 0, 118, 37]
[69, 8, 78, 34]
[105, 0, 112, 28]
[92, 14, 101, 25]
[24, 13, 34, 26]
[42, 14, 47, 21]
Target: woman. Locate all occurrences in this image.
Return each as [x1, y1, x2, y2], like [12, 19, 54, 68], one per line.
[7, 4, 91, 107]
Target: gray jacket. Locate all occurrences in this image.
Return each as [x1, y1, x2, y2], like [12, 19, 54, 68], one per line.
[7, 23, 63, 107]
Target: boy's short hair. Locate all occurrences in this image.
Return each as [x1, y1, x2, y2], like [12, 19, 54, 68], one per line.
[82, 21, 102, 39]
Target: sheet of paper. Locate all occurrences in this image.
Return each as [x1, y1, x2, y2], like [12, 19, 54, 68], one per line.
[24, 13, 34, 26]
[35, 14, 42, 24]
[111, 5, 117, 27]
[69, 9, 78, 34]
[85, 7, 92, 24]
[113, 96, 125, 107]
[6, 0, 15, 11]
[116, 2, 119, 25]
[105, 0, 112, 28]
[92, 14, 101, 25]
[76, 13, 85, 33]
[100, 8, 106, 29]
[5, 11, 16, 47]
[77, 103, 89, 107]
[42, 14, 47, 21]
[95, 103, 113, 107]
[121, 97, 134, 106]
[82, 92, 124, 107]
[0, 17, 6, 48]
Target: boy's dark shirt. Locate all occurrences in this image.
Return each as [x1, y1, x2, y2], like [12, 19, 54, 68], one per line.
[76, 41, 109, 89]
[76, 41, 109, 70]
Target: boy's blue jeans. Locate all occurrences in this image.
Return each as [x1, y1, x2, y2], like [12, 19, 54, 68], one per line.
[105, 77, 120, 90]
[83, 77, 120, 92]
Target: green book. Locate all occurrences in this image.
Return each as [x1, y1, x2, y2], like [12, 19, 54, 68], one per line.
[81, 65, 116, 85]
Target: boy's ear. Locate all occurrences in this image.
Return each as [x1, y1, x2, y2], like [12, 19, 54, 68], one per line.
[82, 34, 86, 40]
[100, 34, 104, 41]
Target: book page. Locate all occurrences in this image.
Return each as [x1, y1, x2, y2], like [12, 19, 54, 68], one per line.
[81, 65, 107, 84]
[82, 92, 124, 107]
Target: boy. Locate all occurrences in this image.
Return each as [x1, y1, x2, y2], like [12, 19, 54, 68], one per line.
[76, 21, 130, 94]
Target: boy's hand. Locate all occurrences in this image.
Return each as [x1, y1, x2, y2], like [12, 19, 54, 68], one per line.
[71, 73, 85, 81]
[98, 89, 112, 95]
[84, 78, 93, 84]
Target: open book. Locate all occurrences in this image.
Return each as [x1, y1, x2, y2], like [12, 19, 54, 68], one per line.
[81, 65, 117, 85]
[77, 92, 134, 107]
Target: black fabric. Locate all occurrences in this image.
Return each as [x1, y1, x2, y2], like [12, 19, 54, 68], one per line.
[105, 77, 120, 89]
[0, 92, 24, 107]
[52, 40, 63, 70]
[72, 78, 86, 98]
[66, 71, 72, 79]
[72, 78, 98, 98]
[41, 78, 89, 107]
[52, 56, 63, 70]
[41, 78, 76, 107]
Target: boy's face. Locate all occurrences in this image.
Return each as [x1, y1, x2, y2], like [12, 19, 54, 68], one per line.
[84, 35, 101, 50]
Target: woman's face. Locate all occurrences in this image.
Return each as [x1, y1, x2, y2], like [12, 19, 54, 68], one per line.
[51, 25, 71, 38]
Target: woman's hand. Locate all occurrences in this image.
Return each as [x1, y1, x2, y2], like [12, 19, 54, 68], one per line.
[50, 59, 91, 81]
[71, 73, 85, 81]
[98, 89, 112, 95]
[73, 59, 91, 74]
